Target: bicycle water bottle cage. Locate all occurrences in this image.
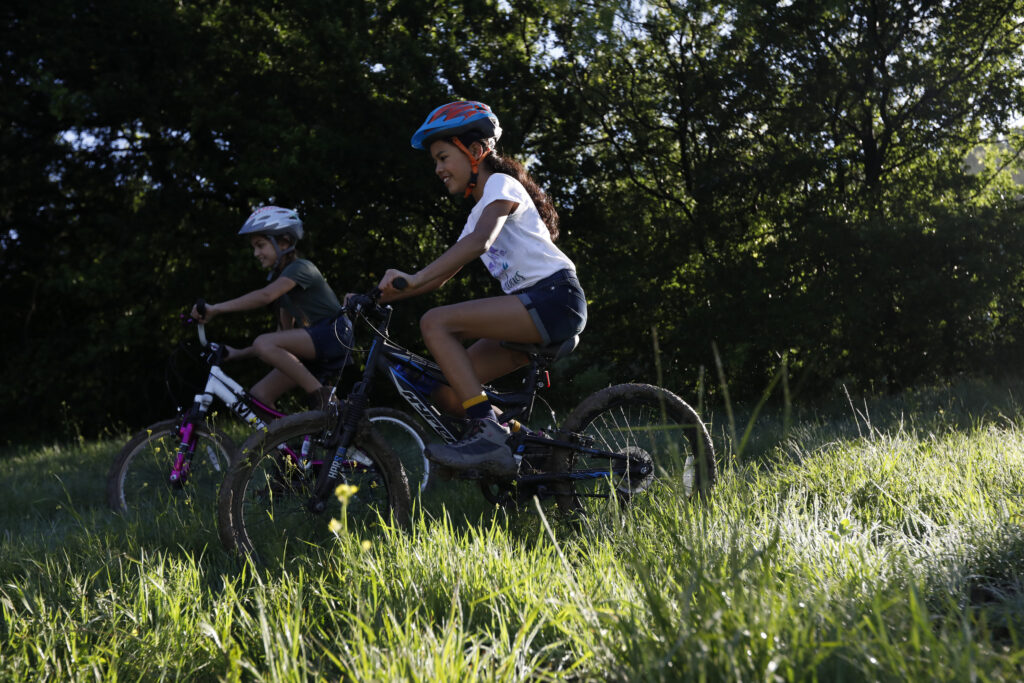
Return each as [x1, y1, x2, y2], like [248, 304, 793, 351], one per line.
[501, 336, 579, 362]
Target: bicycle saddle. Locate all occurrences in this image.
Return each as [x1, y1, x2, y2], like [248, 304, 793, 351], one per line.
[501, 335, 579, 361]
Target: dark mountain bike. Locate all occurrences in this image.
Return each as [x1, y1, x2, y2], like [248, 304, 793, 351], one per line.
[107, 303, 429, 517]
[218, 290, 716, 565]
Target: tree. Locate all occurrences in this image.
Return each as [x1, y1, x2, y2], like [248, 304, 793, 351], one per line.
[0, 0, 570, 441]
[544, 0, 1024, 397]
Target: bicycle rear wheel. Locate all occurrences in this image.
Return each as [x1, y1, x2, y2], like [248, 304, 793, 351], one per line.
[555, 383, 715, 515]
[366, 407, 431, 493]
[106, 417, 237, 514]
[218, 411, 411, 566]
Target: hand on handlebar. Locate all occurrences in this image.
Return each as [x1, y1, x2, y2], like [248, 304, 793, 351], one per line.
[190, 299, 218, 323]
[376, 269, 413, 298]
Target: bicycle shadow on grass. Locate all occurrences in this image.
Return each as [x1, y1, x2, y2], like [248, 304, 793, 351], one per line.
[412, 477, 554, 538]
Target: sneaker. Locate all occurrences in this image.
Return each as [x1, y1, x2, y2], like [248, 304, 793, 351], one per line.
[425, 417, 517, 477]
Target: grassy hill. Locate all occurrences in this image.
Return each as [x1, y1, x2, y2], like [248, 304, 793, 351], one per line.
[2, 378, 1023, 680]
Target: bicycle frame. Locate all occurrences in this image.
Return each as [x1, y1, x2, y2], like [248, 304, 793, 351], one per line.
[310, 303, 582, 507]
[169, 329, 300, 484]
[378, 339, 555, 444]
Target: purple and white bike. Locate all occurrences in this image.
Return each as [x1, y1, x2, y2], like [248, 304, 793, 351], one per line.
[106, 306, 429, 516]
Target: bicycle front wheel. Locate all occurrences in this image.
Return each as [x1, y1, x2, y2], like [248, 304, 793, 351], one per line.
[366, 407, 431, 493]
[218, 411, 411, 566]
[106, 417, 237, 514]
[555, 383, 715, 515]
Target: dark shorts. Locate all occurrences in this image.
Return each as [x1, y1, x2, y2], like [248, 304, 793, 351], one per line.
[303, 314, 354, 376]
[515, 269, 587, 345]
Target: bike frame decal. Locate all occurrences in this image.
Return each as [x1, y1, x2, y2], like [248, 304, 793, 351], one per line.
[207, 367, 270, 430]
[387, 366, 458, 442]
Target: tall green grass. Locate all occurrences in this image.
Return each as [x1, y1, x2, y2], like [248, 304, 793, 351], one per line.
[2, 379, 1023, 680]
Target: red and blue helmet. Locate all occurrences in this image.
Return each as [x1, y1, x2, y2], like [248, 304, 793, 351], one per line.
[410, 101, 502, 150]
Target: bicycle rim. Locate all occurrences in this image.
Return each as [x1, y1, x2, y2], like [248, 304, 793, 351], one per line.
[220, 412, 410, 566]
[107, 417, 235, 515]
[557, 384, 715, 516]
[367, 407, 431, 493]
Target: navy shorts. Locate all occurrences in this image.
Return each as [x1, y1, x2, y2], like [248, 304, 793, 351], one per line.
[304, 314, 353, 376]
[515, 269, 587, 345]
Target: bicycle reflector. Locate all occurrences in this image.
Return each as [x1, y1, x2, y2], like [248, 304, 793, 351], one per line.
[544, 370, 551, 388]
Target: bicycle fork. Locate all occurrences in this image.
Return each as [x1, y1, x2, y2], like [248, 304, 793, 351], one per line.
[300, 386, 365, 512]
[169, 408, 222, 485]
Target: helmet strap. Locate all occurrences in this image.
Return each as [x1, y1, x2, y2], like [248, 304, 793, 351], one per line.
[264, 235, 296, 280]
[452, 138, 492, 198]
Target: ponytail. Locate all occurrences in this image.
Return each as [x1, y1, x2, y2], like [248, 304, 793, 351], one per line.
[454, 132, 559, 241]
[482, 154, 560, 241]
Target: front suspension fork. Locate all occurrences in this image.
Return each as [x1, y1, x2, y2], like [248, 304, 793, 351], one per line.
[307, 387, 369, 512]
[169, 419, 199, 484]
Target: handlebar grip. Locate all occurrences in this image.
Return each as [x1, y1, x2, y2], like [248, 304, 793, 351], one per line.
[392, 277, 408, 291]
[196, 298, 207, 317]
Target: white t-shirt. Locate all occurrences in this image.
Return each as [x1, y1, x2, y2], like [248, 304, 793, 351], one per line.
[457, 173, 575, 294]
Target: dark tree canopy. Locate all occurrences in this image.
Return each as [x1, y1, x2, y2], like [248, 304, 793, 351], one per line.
[2, 0, 1023, 442]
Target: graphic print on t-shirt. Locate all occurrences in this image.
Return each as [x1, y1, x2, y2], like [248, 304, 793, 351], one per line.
[484, 246, 525, 291]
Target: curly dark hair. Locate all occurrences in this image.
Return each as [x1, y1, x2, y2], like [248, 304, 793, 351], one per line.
[455, 134, 560, 241]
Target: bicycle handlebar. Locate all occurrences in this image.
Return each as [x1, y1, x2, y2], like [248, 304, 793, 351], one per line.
[344, 275, 407, 322]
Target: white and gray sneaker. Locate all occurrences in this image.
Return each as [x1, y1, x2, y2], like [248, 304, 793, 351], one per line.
[425, 417, 517, 477]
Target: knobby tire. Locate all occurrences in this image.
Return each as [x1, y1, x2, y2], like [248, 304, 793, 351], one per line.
[218, 410, 411, 566]
[555, 383, 715, 515]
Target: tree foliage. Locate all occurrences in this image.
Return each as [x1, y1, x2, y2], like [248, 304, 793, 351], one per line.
[2, 0, 1023, 441]
[547, 0, 1024, 396]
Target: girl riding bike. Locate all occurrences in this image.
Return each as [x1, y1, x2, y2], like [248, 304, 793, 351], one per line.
[190, 206, 351, 412]
[376, 100, 587, 477]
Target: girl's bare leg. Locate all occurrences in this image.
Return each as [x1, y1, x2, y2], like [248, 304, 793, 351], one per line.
[430, 338, 530, 415]
[252, 328, 321, 393]
[250, 369, 299, 409]
[419, 295, 541, 406]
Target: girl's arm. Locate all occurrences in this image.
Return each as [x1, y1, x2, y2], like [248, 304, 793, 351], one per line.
[191, 276, 296, 322]
[378, 199, 517, 302]
[223, 344, 255, 361]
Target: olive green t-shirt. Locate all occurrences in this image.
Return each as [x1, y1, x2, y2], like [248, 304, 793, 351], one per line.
[276, 258, 342, 326]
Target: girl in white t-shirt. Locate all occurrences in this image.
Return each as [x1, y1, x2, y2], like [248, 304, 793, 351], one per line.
[376, 101, 587, 477]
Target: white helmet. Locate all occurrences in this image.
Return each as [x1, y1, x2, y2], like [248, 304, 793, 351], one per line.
[239, 206, 303, 273]
[239, 206, 304, 242]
